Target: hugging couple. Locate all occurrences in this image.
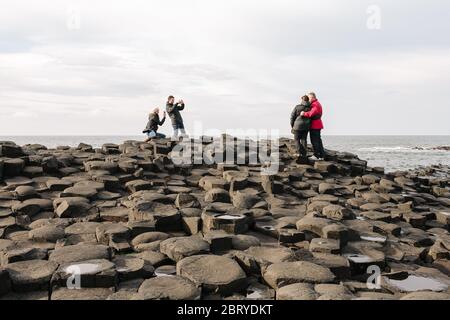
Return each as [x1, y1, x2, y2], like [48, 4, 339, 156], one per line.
[290, 92, 326, 163]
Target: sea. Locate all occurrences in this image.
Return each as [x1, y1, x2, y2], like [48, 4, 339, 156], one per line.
[1, 135, 449, 173]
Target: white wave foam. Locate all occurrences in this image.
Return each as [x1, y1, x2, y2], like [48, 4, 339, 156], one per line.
[358, 146, 449, 153]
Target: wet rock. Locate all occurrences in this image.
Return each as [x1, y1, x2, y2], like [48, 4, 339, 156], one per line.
[177, 255, 247, 295]
[113, 255, 154, 280]
[51, 259, 117, 288]
[0, 138, 447, 300]
[160, 236, 210, 262]
[137, 276, 200, 300]
[382, 272, 449, 294]
[6, 259, 58, 292]
[263, 261, 335, 289]
[202, 210, 252, 234]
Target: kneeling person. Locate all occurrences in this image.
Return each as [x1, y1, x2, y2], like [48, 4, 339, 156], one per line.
[143, 108, 166, 141]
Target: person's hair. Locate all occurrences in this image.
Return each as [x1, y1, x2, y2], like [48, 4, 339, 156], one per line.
[152, 107, 159, 114]
[167, 95, 174, 102]
[308, 92, 317, 99]
[302, 95, 309, 102]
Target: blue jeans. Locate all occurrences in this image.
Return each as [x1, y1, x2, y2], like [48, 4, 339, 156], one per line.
[146, 130, 166, 139]
[172, 122, 186, 137]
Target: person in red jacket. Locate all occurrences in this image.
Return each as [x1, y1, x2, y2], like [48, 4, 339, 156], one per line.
[301, 92, 325, 160]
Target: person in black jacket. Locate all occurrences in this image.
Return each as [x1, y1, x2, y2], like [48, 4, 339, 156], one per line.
[166, 95, 186, 139]
[143, 108, 166, 142]
[290, 95, 311, 162]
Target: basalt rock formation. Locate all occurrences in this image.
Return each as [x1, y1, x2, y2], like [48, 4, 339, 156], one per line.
[0, 137, 449, 300]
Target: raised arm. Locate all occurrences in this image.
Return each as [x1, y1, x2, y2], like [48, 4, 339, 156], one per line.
[177, 103, 185, 111]
[159, 114, 166, 126]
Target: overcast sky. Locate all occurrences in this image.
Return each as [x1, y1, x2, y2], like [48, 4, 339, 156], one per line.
[0, 0, 449, 136]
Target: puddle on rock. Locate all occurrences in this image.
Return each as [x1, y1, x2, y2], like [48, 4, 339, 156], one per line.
[246, 288, 264, 299]
[64, 263, 101, 275]
[385, 275, 448, 292]
[155, 265, 176, 277]
[344, 254, 375, 264]
[217, 215, 244, 220]
[360, 235, 387, 243]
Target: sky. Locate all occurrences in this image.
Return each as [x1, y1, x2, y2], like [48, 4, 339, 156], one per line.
[0, 0, 449, 136]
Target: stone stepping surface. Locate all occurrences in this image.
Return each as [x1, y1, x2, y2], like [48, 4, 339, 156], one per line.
[0, 138, 449, 300]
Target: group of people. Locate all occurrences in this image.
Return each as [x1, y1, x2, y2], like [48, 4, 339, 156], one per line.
[290, 92, 326, 162]
[142, 96, 186, 141]
[143, 91, 326, 162]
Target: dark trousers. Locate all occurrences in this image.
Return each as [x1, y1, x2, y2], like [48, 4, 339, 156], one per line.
[310, 129, 325, 158]
[293, 130, 309, 158]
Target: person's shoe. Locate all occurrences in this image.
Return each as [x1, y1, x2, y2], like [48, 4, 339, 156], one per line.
[309, 156, 320, 161]
[318, 157, 325, 161]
